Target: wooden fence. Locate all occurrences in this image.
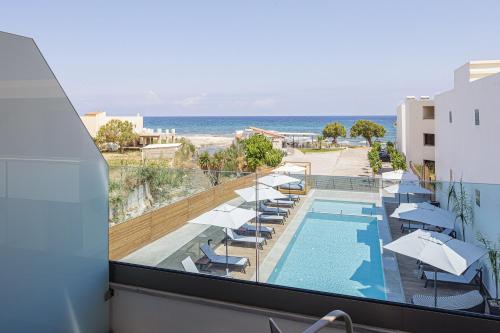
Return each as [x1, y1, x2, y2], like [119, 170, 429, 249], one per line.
[109, 173, 258, 260]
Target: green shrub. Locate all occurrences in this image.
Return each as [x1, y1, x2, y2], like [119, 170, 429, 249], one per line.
[389, 150, 407, 170]
[367, 146, 382, 174]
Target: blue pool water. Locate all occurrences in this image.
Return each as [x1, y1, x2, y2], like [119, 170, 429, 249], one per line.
[267, 200, 386, 300]
[311, 199, 375, 216]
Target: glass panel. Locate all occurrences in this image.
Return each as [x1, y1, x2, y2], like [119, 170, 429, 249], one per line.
[0, 32, 108, 332]
[114, 164, 500, 317]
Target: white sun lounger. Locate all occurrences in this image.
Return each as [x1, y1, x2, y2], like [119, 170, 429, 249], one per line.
[411, 290, 484, 312]
[260, 202, 288, 216]
[181, 256, 201, 274]
[267, 199, 295, 207]
[181, 256, 231, 277]
[240, 223, 275, 238]
[259, 214, 285, 224]
[200, 244, 249, 272]
[423, 263, 480, 288]
[225, 229, 267, 249]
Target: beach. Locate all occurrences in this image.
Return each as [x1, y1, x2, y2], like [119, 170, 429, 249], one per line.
[180, 135, 234, 149]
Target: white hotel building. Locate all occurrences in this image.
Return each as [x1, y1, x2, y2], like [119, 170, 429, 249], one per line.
[396, 96, 435, 174]
[397, 60, 500, 299]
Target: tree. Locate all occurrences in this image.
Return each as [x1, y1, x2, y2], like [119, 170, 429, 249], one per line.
[349, 120, 386, 146]
[316, 135, 324, 149]
[223, 142, 247, 175]
[198, 151, 227, 186]
[242, 134, 283, 171]
[390, 151, 407, 170]
[95, 119, 138, 153]
[450, 179, 473, 241]
[264, 149, 284, 167]
[174, 138, 196, 167]
[322, 122, 346, 144]
[477, 233, 500, 302]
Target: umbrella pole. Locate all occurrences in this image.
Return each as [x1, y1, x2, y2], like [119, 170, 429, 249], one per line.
[225, 227, 229, 275]
[434, 268, 437, 307]
[255, 174, 259, 282]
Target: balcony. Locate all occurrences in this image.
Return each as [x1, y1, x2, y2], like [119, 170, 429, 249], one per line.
[1, 31, 499, 333]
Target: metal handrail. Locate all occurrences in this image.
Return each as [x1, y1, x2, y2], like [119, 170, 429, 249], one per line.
[269, 310, 353, 333]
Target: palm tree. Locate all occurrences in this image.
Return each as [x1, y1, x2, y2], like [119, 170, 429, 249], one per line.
[451, 179, 473, 241]
[316, 135, 324, 149]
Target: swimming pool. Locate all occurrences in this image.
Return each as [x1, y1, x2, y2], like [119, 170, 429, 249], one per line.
[267, 200, 386, 300]
[310, 199, 375, 216]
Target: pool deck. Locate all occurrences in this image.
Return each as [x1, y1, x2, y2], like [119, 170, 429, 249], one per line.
[257, 189, 383, 282]
[257, 189, 405, 303]
[125, 186, 478, 310]
[384, 201, 479, 302]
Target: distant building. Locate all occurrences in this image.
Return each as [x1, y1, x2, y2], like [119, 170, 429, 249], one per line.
[396, 96, 435, 172]
[80, 111, 144, 137]
[80, 111, 176, 146]
[141, 143, 182, 161]
[236, 127, 285, 149]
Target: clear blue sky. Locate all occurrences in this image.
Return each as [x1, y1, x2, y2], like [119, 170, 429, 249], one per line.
[2, 1, 500, 116]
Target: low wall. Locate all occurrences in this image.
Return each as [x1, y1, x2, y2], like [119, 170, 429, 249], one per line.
[109, 173, 257, 260]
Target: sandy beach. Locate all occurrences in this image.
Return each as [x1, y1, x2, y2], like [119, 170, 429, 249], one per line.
[181, 135, 234, 148]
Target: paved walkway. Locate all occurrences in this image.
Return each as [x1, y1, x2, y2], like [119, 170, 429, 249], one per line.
[283, 149, 341, 175]
[332, 147, 372, 177]
[283, 147, 372, 177]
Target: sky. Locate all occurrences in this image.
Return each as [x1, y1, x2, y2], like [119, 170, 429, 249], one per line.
[2, 1, 500, 116]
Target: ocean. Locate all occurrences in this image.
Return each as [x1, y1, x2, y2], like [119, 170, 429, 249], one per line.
[144, 115, 397, 143]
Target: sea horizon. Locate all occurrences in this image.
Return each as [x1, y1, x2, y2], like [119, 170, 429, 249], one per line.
[144, 115, 397, 142]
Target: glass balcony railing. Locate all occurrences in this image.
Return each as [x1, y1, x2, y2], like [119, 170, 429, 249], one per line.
[111, 168, 500, 318]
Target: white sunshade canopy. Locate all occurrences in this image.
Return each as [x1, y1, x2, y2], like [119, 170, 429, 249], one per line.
[384, 183, 432, 195]
[382, 170, 419, 182]
[384, 229, 486, 276]
[258, 173, 300, 187]
[390, 202, 455, 229]
[188, 203, 258, 229]
[273, 163, 306, 174]
[235, 185, 287, 203]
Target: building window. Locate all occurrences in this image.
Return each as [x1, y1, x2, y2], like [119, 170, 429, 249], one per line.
[475, 189, 481, 207]
[474, 109, 480, 125]
[423, 133, 435, 146]
[423, 106, 435, 119]
[449, 111, 453, 123]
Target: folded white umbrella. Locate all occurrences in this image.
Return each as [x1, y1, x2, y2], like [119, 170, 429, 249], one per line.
[188, 203, 260, 273]
[235, 185, 287, 203]
[391, 202, 455, 229]
[384, 183, 431, 195]
[273, 163, 306, 174]
[384, 182, 432, 203]
[382, 170, 419, 182]
[258, 173, 300, 188]
[384, 229, 486, 306]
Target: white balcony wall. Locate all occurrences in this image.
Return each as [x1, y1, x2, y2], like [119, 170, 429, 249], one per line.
[0, 32, 108, 333]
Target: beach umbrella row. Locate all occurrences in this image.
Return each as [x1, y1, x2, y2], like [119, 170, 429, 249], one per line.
[382, 170, 419, 182]
[188, 203, 260, 274]
[384, 182, 432, 203]
[384, 229, 486, 307]
[391, 202, 455, 230]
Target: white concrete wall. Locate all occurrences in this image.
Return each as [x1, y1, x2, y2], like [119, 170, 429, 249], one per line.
[435, 71, 500, 184]
[396, 98, 435, 166]
[110, 285, 348, 333]
[435, 63, 500, 299]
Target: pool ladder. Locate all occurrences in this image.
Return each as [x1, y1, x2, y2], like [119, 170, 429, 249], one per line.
[269, 310, 353, 333]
